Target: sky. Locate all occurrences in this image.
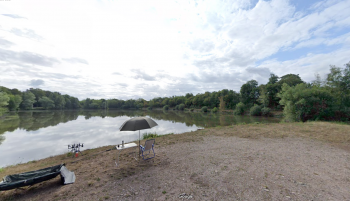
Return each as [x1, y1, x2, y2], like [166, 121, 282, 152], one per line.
[0, 0, 350, 101]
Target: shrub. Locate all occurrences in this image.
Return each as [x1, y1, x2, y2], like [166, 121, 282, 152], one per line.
[234, 102, 245, 115]
[190, 108, 194, 112]
[178, 104, 185, 110]
[175, 105, 179, 110]
[250, 104, 262, 116]
[142, 132, 158, 139]
[261, 107, 271, 116]
[163, 105, 169, 110]
[201, 106, 208, 112]
[212, 107, 218, 113]
[147, 106, 152, 110]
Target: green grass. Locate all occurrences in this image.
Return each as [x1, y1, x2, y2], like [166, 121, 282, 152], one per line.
[142, 132, 159, 139]
[0, 168, 3, 173]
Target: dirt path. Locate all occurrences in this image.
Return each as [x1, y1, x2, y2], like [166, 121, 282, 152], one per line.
[1, 122, 350, 200]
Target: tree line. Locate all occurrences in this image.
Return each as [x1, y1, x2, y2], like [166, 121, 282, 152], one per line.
[0, 62, 349, 122]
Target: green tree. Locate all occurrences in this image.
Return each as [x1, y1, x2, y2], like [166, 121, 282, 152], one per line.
[0, 92, 10, 115]
[278, 74, 304, 87]
[39, 96, 55, 109]
[21, 91, 36, 109]
[240, 80, 259, 107]
[8, 94, 22, 111]
[277, 83, 335, 122]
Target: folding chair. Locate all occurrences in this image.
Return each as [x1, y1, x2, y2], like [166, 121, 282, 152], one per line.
[139, 139, 155, 160]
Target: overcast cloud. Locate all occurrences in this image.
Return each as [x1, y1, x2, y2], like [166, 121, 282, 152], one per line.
[0, 0, 350, 100]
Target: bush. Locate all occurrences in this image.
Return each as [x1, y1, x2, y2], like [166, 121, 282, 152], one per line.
[250, 104, 262, 116]
[201, 106, 208, 112]
[261, 107, 271, 116]
[178, 104, 185, 111]
[142, 132, 158, 139]
[147, 106, 152, 110]
[175, 105, 179, 110]
[190, 108, 194, 112]
[212, 107, 218, 113]
[234, 102, 245, 115]
[163, 105, 169, 110]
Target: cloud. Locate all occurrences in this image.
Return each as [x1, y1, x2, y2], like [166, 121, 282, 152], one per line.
[1, 14, 26, 19]
[10, 28, 43, 40]
[62, 57, 88, 65]
[112, 72, 122, 75]
[30, 79, 44, 87]
[0, 48, 60, 67]
[0, 38, 14, 48]
[245, 67, 271, 78]
[115, 83, 128, 88]
[131, 69, 156, 81]
[188, 38, 215, 52]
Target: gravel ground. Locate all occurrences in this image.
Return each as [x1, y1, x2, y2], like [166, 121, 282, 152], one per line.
[108, 136, 350, 201]
[1, 123, 350, 201]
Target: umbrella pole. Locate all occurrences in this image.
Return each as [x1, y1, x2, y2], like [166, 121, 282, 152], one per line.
[139, 130, 140, 158]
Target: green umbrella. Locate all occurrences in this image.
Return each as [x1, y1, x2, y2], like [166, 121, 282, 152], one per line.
[119, 117, 158, 155]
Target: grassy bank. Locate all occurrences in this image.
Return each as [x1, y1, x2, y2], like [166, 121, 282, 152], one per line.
[0, 121, 349, 200]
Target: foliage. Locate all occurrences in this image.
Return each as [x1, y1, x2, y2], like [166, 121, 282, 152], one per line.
[163, 105, 169, 110]
[240, 80, 259, 107]
[39, 96, 55, 109]
[8, 94, 22, 111]
[21, 91, 36, 110]
[212, 107, 218, 113]
[277, 83, 336, 122]
[0, 91, 10, 115]
[201, 106, 208, 112]
[178, 104, 185, 110]
[234, 102, 245, 115]
[147, 106, 153, 110]
[142, 132, 159, 139]
[250, 104, 262, 116]
[261, 107, 271, 116]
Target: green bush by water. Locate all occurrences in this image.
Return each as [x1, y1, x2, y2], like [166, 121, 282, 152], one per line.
[261, 107, 271, 116]
[201, 106, 208, 112]
[250, 104, 262, 116]
[163, 105, 169, 110]
[212, 107, 218, 113]
[234, 102, 245, 115]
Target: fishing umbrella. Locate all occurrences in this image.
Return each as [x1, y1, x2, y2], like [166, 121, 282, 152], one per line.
[119, 117, 158, 155]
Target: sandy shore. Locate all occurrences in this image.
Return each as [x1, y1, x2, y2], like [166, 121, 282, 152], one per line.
[1, 122, 349, 200]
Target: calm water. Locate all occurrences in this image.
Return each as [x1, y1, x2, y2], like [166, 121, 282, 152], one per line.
[0, 110, 280, 167]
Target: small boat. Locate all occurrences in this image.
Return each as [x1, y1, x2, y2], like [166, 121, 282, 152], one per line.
[0, 164, 75, 191]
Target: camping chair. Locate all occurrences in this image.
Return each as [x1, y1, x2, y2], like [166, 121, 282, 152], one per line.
[139, 139, 155, 160]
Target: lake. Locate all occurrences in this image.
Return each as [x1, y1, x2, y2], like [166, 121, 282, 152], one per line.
[0, 110, 280, 167]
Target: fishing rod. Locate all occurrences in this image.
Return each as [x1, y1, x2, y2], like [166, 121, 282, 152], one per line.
[67, 143, 84, 157]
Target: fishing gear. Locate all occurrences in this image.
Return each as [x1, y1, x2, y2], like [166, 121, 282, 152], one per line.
[67, 143, 84, 157]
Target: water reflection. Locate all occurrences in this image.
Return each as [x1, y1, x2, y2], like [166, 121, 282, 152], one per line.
[0, 110, 280, 167]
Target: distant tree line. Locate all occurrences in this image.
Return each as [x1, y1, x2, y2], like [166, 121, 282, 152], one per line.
[0, 87, 79, 114]
[0, 62, 349, 122]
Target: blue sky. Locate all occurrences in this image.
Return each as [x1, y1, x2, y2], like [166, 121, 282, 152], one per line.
[0, 0, 349, 100]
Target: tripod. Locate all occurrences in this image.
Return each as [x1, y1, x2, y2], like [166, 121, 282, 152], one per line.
[68, 143, 84, 157]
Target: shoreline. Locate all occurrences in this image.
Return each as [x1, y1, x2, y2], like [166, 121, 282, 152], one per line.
[1, 121, 349, 200]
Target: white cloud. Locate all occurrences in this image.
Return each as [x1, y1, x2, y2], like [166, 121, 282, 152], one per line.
[0, 0, 350, 100]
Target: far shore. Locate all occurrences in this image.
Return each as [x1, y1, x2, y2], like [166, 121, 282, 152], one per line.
[1, 121, 349, 200]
